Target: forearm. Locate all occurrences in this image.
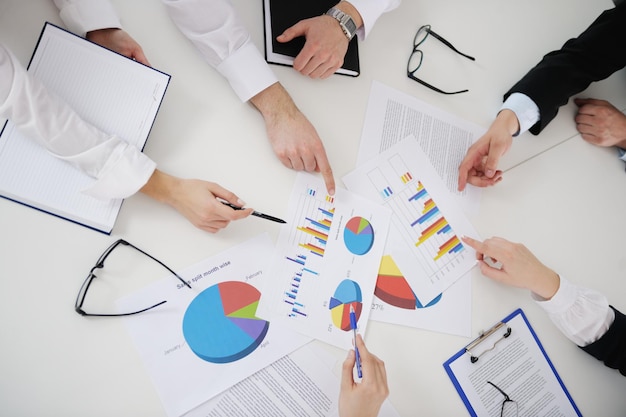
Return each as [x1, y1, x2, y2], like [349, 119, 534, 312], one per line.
[139, 169, 179, 205]
[249, 82, 298, 124]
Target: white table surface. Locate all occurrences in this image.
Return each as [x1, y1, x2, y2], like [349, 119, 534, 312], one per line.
[1, 0, 625, 416]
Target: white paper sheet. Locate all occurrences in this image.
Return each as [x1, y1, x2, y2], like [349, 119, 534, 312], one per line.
[258, 172, 391, 350]
[356, 81, 482, 215]
[118, 234, 310, 417]
[344, 136, 478, 306]
[445, 310, 581, 417]
[183, 343, 401, 417]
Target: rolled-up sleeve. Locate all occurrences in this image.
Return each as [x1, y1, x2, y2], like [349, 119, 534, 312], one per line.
[0, 44, 155, 199]
[162, 0, 277, 102]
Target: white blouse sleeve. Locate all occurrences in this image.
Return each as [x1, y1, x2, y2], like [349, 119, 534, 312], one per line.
[162, 0, 278, 102]
[53, 0, 122, 37]
[532, 275, 615, 347]
[0, 44, 155, 199]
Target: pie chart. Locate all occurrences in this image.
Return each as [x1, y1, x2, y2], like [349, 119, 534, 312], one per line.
[182, 281, 269, 364]
[343, 216, 375, 255]
[375, 255, 441, 309]
[329, 279, 363, 331]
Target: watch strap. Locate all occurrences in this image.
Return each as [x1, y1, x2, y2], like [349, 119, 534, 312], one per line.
[325, 7, 357, 40]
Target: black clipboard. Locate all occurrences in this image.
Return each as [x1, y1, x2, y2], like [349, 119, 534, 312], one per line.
[443, 309, 581, 416]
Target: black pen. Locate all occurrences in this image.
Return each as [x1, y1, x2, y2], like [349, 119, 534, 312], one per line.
[221, 201, 286, 224]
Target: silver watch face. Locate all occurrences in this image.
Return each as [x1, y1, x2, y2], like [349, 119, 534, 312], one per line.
[342, 18, 357, 36]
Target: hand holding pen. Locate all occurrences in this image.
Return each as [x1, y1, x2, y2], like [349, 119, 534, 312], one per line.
[349, 304, 362, 378]
[338, 334, 389, 417]
[221, 201, 286, 224]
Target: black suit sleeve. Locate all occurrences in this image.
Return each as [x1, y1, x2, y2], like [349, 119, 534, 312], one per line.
[504, 3, 626, 135]
[581, 306, 626, 376]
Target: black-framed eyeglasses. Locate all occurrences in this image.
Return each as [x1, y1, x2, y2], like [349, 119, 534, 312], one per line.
[487, 381, 518, 417]
[75, 239, 191, 317]
[407, 24, 475, 95]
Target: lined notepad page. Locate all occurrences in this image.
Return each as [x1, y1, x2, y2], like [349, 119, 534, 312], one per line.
[0, 23, 169, 233]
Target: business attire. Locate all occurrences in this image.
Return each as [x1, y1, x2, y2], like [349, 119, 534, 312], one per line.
[161, 0, 400, 102]
[501, 1, 626, 136]
[534, 276, 625, 376]
[0, 44, 155, 199]
[582, 307, 626, 376]
[56, 0, 400, 103]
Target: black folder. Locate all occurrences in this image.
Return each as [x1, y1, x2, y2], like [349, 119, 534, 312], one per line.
[262, 0, 360, 76]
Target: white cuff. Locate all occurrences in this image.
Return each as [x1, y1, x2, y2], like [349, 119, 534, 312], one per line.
[216, 43, 278, 102]
[55, 0, 121, 37]
[500, 93, 540, 136]
[532, 275, 614, 347]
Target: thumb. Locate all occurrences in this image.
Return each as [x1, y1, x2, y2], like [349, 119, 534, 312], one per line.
[478, 261, 508, 282]
[277, 21, 305, 43]
[483, 145, 505, 179]
[574, 98, 591, 107]
[341, 349, 356, 392]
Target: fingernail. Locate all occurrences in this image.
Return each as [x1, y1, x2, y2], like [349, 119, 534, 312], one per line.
[486, 169, 494, 178]
[237, 199, 246, 206]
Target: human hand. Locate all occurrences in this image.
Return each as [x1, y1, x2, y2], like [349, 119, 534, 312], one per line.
[574, 98, 626, 149]
[457, 110, 519, 191]
[86, 28, 150, 66]
[461, 236, 560, 300]
[250, 83, 335, 195]
[140, 170, 252, 233]
[338, 334, 389, 417]
[277, 15, 349, 79]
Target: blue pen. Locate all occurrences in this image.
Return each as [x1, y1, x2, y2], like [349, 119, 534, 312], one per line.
[349, 304, 363, 378]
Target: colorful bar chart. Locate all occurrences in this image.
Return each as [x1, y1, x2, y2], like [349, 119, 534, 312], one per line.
[389, 154, 413, 184]
[282, 194, 335, 320]
[296, 208, 334, 257]
[410, 182, 465, 261]
[367, 168, 394, 200]
[360, 158, 470, 283]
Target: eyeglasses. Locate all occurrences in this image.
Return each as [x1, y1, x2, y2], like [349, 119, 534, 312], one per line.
[75, 239, 191, 317]
[407, 24, 475, 95]
[487, 381, 518, 417]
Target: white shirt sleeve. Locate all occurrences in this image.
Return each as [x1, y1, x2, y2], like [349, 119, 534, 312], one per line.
[500, 92, 540, 136]
[348, 0, 401, 40]
[532, 275, 615, 347]
[53, 0, 121, 37]
[0, 44, 155, 199]
[162, 0, 278, 102]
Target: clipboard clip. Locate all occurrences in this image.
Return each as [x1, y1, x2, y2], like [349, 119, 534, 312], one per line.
[464, 321, 512, 363]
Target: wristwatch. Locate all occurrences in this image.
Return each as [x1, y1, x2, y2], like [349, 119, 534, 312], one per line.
[325, 7, 357, 41]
